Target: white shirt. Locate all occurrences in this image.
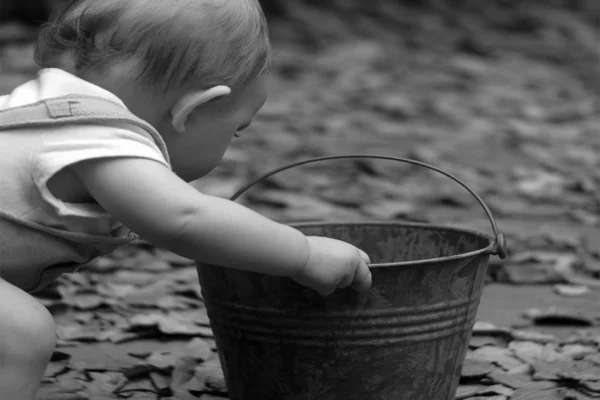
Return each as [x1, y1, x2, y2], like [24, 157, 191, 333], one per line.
[0, 68, 170, 291]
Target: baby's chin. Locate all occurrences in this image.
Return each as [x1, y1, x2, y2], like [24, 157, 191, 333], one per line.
[175, 165, 216, 183]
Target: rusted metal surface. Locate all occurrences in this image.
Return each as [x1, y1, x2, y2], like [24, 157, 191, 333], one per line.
[198, 222, 493, 400]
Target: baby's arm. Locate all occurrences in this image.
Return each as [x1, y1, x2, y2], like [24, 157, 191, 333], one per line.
[71, 157, 371, 295]
[72, 158, 310, 277]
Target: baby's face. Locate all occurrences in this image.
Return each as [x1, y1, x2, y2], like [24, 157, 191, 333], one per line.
[162, 76, 268, 181]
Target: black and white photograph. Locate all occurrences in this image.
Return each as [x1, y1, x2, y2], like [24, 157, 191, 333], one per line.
[0, 1, 598, 399]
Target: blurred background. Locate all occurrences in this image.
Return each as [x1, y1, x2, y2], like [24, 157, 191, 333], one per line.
[1, 2, 600, 399]
[2, 0, 600, 325]
[3, 0, 596, 230]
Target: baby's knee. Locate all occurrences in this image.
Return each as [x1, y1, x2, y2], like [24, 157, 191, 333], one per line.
[0, 281, 57, 364]
[18, 303, 57, 360]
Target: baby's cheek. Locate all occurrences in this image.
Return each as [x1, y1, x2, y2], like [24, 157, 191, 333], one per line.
[207, 142, 229, 165]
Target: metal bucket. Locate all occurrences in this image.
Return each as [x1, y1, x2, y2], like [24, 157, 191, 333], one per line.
[196, 155, 507, 400]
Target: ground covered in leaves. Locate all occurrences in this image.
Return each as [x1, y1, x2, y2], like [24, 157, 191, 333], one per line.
[1, 1, 599, 399]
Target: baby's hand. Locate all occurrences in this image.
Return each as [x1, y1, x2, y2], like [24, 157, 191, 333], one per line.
[291, 236, 372, 296]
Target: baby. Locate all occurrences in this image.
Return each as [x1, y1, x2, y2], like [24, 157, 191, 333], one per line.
[0, 0, 372, 398]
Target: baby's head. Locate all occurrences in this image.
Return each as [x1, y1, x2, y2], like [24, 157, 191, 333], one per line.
[36, 0, 271, 181]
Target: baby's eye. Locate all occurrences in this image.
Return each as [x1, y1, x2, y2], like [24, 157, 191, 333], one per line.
[235, 122, 251, 137]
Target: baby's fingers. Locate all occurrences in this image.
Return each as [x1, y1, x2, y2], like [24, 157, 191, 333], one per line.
[316, 284, 337, 297]
[358, 249, 371, 264]
[351, 261, 372, 292]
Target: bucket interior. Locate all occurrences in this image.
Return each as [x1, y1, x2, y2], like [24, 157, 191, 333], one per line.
[292, 223, 492, 264]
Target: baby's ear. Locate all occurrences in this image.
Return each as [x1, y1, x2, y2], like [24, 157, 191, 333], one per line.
[170, 86, 231, 133]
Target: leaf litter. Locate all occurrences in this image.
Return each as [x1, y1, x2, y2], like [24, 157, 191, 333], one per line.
[7, 0, 597, 398]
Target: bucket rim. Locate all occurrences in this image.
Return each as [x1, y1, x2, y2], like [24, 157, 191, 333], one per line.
[288, 220, 495, 268]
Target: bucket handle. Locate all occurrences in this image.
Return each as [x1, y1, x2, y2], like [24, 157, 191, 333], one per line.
[230, 155, 507, 259]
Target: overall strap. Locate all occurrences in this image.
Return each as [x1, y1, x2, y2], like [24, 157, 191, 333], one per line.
[0, 94, 170, 164]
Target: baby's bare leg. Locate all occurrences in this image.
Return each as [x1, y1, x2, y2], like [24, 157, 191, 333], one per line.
[0, 278, 56, 400]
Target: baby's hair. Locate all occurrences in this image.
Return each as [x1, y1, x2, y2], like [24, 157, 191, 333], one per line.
[35, 0, 272, 92]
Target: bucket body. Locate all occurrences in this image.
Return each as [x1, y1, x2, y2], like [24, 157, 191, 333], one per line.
[197, 222, 493, 400]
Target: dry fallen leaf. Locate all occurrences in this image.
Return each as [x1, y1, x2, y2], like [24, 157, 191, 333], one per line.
[509, 329, 557, 344]
[318, 181, 378, 207]
[455, 383, 514, 399]
[129, 313, 214, 337]
[361, 199, 419, 219]
[44, 362, 68, 379]
[85, 371, 128, 398]
[472, 322, 512, 336]
[555, 360, 600, 382]
[108, 270, 158, 287]
[179, 375, 206, 395]
[488, 370, 533, 389]
[184, 338, 213, 362]
[477, 384, 514, 397]
[497, 251, 578, 284]
[580, 226, 600, 259]
[36, 378, 88, 400]
[196, 359, 227, 395]
[512, 168, 571, 200]
[579, 226, 600, 277]
[146, 351, 177, 370]
[460, 359, 496, 379]
[505, 363, 532, 375]
[170, 355, 197, 392]
[57, 323, 103, 342]
[509, 341, 570, 364]
[114, 376, 156, 397]
[510, 384, 563, 400]
[455, 384, 489, 400]
[149, 371, 172, 395]
[554, 284, 590, 297]
[99, 329, 146, 344]
[532, 359, 581, 380]
[560, 344, 598, 360]
[585, 353, 600, 366]
[563, 331, 600, 347]
[469, 336, 508, 349]
[580, 380, 600, 394]
[523, 307, 596, 327]
[468, 346, 525, 371]
[156, 295, 200, 311]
